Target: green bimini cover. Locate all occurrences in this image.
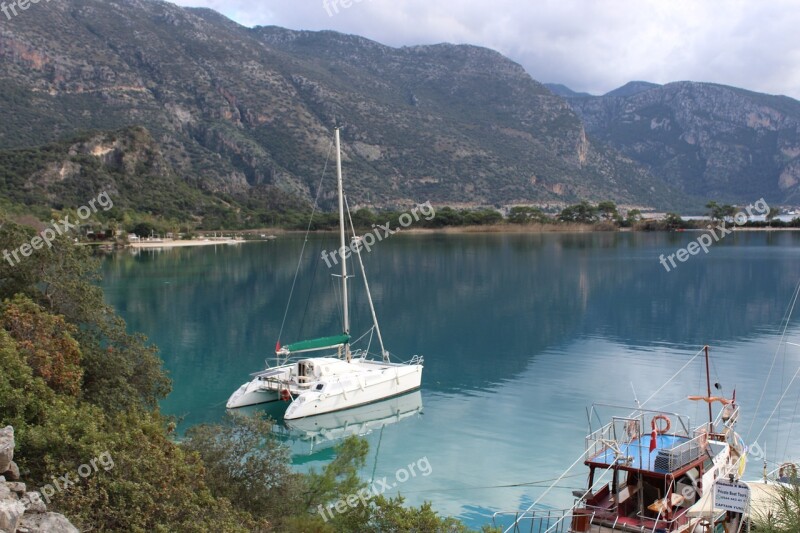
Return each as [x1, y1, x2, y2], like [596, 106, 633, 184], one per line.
[282, 334, 350, 354]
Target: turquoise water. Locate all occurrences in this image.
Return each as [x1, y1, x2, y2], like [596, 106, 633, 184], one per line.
[101, 231, 800, 528]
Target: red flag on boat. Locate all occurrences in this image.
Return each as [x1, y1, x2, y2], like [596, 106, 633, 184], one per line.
[649, 421, 658, 453]
[275, 341, 281, 352]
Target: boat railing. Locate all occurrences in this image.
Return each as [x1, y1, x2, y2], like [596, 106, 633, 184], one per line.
[588, 405, 692, 436]
[630, 509, 683, 533]
[492, 508, 601, 533]
[586, 417, 703, 470]
[408, 354, 424, 365]
[701, 403, 740, 436]
[635, 506, 725, 533]
[658, 432, 705, 471]
[585, 422, 617, 459]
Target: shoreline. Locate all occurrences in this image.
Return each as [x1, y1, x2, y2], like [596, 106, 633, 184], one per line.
[99, 225, 800, 250]
[227, 224, 800, 235]
[128, 238, 248, 249]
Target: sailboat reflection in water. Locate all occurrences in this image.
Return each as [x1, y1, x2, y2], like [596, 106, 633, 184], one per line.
[282, 391, 423, 456]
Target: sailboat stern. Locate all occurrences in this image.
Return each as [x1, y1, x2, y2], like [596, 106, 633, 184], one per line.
[226, 378, 281, 409]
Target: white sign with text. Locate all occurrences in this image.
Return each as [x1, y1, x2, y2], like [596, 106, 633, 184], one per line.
[714, 479, 750, 513]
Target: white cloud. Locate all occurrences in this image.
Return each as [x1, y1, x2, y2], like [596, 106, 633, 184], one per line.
[171, 0, 800, 99]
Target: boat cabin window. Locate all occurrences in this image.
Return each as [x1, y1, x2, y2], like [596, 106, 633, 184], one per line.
[315, 383, 325, 391]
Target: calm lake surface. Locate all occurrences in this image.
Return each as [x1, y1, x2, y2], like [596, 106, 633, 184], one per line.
[101, 231, 800, 528]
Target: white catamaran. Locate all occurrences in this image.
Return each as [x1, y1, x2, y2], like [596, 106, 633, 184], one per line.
[226, 128, 424, 419]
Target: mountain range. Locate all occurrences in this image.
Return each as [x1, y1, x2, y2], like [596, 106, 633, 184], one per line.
[0, 0, 799, 224]
[557, 81, 800, 204]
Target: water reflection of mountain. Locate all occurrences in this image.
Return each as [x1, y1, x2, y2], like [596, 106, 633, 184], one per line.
[572, 231, 800, 347]
[101, 232, 800, 428]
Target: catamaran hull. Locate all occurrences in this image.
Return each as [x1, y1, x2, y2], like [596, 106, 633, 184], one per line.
[226, 381, 281, 409]
[284, 363, 423, 420]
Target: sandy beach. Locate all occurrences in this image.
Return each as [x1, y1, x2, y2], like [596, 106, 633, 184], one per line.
[128, 238, 247, 249]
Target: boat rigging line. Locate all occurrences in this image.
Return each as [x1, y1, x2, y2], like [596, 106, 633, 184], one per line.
[276, 139, 335, 353]
[640, 346, 707, 408]
[397, 472, 587, 494]
[782, 364, 800, 460]
[750, 343, 800, 447]
[745, 277, 800, 444]
[344, 194, 389, 361]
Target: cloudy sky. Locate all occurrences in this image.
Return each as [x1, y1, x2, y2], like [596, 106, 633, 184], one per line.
[171, 0, 800, 99]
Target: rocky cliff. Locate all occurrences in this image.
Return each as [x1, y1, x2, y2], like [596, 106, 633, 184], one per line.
[0, 0, 678, 211]
[565, 82, 800, 203]
[0, 427, 78, 533]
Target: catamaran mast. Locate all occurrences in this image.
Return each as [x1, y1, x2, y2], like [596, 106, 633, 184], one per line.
[704, 345, 713, 428]
[335, 128, 350, 344]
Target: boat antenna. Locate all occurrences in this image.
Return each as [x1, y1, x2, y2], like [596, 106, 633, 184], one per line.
[335, 128, 351, 350]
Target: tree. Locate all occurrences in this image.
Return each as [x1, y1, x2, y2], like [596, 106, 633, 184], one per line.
[752, 477, 800, 532]
[132, 221, 158, 238]
[508, 206, 550, 225]
[597, 201, 620, 223]
[1, 295, 83, 396]
[0, 218, 170, 412]
[706, 201, 722, 221]
[0, 307, 260, 532]
[625, 209, 643, 227]
[424, 207, 463, 227]
[463, 209, 503, 226]
[351, 208, 377, 229]
[706, 201, 736, 223]
[558, 201, 599, 224]
[767, 207, 780, 227]
[722, 204, 737, 221]
[182, 413, 300, 519]
[663, 212, 686, 230]
[362, 496, 482, 532]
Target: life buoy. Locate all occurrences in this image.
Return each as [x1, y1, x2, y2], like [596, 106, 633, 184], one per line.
[280, 389, 291, 402]
[652, 414, 671, 434]
[779, 462, 798, 480]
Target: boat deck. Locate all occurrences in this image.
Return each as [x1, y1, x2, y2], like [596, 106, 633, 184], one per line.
[589, 434, 693, 472]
